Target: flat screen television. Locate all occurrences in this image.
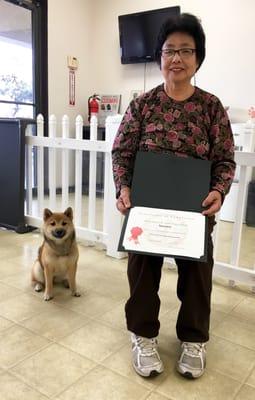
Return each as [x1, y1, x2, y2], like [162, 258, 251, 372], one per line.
[118, 6, 180, 64]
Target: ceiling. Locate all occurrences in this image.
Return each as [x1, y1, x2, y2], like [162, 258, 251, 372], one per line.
[0, 0, 32, 44]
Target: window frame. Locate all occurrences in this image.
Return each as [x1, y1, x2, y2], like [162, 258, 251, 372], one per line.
[0, 0, 48, 123]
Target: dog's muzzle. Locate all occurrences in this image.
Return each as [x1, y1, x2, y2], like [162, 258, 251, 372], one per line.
[52, 229, 66, 239]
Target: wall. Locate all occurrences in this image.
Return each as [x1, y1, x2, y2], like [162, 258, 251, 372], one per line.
[48, 0, 93, 186]
[48, 0, 92, 125]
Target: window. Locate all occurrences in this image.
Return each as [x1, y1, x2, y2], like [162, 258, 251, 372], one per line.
[0, 0, 48, 120]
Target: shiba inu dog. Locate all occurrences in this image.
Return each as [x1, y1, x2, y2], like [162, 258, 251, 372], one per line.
[31, 207, 80, 301]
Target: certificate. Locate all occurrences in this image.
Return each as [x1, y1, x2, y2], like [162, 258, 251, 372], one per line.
[118, 151, 211, 261]
[122, 207, 205, 258]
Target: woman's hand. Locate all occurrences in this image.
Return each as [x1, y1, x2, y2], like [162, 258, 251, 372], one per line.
[116, 186, 131, 215]
[202, 190, 222, 217]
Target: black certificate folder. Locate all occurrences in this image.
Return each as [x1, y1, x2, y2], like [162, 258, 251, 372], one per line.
[118, 151, 211, 261]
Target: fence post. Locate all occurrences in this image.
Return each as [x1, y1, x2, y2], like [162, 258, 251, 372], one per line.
[25, 124, 33, 216]
[48, 114, 57, 210]
[37, 114, 44, 216]
[88, 115, 97, 230]
[61, 115, 69, 210]
[75, 115, 83, 225]
[104, 115, 126, 259]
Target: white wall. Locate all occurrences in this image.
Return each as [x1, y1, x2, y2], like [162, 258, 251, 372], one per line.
[48, 0, 92, 125]
[48, 0, 93, 186]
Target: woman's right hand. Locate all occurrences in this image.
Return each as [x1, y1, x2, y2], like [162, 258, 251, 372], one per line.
[116, 186, 131, 215]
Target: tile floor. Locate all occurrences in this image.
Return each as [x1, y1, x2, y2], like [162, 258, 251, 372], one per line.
[1, 226, 255, 400]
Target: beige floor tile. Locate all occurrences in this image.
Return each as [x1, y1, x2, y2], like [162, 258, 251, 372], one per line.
[11, 343, 95, 398]
[0, 316, 14, 332]
[212, 315, 255, 350]
[1, 271, 33, 292]
[230, 297, 255, 325]
[96, 300, 126, 330]
[56, 365, 150, 400]
[158, 314, 180, 358]
[0, 325, 49, 368]
[211, 284, 245, 313]
[159, 266, 178, 293]
[53, 289, 122, 318]
[102, 343, 170, 390]
[20, 304, 91, 340]
[246, 364, 255, 387]
[91, 275, 129, 301]
[207, 335, 255, 382]
[209, 308, 229, 330]
[0, 372, 49, 400]
[0, 282, 23, 303]
[78, 245, 107, 264]
[75, 262, 126, 295]
[75, 268, 105, 292]
[0, 259, 30, 280]
[156, 367, 240, 400]
[145, 393, 173, 400]
[234, 384, 255, 400]
[90, 255, 127, 277]
[2, 241, 38, 263]
[60, 320, 126, 362]
[77, 261, 105, 280]
[158, 292, 179, 318]
[160, 306, 178, 323]
[3, 254, 34, 269]
[0, 245, 30, 260]
[0, 293, 51, 322]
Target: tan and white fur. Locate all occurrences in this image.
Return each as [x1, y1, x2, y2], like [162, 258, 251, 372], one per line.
[31, 207, 80, 301]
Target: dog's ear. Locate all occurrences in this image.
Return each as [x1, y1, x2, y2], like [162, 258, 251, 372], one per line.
[44, 208, 53, 221]
[64, 207, 73, 220]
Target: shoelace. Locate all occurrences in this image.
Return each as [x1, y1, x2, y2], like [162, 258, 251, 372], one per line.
[182, 342, 205, 357]
[134, 336, 158, 357]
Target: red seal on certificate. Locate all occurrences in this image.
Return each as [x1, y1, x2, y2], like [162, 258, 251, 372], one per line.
[129, 226, 143, 244]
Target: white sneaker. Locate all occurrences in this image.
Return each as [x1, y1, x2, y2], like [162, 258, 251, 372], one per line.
[177, 342, 206, 379]
[131, 333, 164, 377]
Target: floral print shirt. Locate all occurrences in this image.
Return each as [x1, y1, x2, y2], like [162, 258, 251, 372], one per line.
[112, 83, 236, 199]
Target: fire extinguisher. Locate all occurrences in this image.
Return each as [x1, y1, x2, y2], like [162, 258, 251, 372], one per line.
[88, 94, 100, 122]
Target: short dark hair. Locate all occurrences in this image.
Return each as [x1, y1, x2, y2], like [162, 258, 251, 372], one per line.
[155, 13, 206, 71]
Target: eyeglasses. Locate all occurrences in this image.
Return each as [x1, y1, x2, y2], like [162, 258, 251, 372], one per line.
[161, 48, 196, 59]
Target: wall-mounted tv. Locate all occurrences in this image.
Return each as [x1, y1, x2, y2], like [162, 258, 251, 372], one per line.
[118, 6, 180, 64]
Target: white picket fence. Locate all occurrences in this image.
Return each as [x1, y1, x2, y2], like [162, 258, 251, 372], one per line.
[24, 115, 255, 290]
[25, 114, 124, 258]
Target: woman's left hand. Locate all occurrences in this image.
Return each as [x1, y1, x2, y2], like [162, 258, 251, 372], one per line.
[202, 190, 222, 217]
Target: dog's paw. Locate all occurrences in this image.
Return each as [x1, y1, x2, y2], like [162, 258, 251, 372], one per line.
[34, 283, 43, 292]
[72, 291, 81, 297]
[43, 293, 53, 301]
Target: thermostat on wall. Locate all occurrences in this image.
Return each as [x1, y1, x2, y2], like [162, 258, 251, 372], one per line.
[67, 56, 78, 70]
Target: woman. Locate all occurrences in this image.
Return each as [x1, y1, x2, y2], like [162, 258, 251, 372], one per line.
[112, 13, 236, 379]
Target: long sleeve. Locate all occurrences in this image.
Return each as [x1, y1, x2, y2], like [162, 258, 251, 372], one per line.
[111, 99, 142, 198]
[208, 101, 236, 200]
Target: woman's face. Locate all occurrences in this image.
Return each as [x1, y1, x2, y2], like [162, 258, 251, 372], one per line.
[161, 31, 198, 86]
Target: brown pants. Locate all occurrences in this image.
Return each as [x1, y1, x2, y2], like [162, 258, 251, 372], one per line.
[125, 217, 215, 342]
